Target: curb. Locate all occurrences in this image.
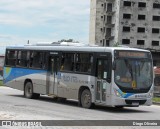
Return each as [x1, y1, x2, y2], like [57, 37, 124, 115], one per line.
[153, 102, 160, 106]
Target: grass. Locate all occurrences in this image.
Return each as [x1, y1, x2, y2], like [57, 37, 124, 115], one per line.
[0, 80, 3, 86]
[153, 97, 160, 103]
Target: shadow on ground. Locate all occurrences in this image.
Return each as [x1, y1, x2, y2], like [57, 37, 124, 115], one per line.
[8, 94, 151, 114]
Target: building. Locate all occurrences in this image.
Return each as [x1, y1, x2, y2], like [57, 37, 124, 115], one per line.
[89, 0, 160, 65]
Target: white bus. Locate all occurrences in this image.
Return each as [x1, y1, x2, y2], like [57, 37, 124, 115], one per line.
[3, 45, 154, 108]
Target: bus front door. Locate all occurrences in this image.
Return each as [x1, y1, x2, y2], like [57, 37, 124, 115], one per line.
[48, 56, 59, 95]
[96, 58, 110, 103]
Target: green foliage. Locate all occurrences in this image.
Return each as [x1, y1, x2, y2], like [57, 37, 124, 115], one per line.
[113, 42, 119, 47]
[153, 97, 160, 103]
[0, 81, 3, 86]
[58, 39, 79, 43]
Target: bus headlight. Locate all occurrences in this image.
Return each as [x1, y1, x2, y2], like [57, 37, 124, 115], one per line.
[148, 91, 153, 98]
[114, 89, 121, 97]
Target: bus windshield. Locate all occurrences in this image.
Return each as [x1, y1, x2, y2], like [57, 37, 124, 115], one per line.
[114, 58, 153, 93]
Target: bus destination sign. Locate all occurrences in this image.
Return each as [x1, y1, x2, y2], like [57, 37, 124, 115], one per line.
[117, 51, 148, 58]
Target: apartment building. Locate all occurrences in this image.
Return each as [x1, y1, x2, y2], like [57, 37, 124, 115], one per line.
[89, 0, 160, 65]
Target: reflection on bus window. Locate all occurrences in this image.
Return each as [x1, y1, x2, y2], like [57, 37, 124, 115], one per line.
[115, 59, 152, 89]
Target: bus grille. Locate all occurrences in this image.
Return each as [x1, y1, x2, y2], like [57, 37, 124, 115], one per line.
[125, 100, 147, 105]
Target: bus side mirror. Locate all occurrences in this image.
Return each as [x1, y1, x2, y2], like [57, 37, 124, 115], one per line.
[112, 61, 116, 70]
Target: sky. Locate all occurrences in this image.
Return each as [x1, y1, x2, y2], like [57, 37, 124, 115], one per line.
[0, 0, 90, 54]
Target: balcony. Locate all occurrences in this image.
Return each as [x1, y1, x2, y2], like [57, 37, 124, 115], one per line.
[105, 23, 115, 27]
[105, 35, 114, 40]
[106, 10, 115, 15]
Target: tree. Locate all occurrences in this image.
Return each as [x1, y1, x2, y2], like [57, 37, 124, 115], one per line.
[58, 39, 79, 43]
[113, 42, 119, 47]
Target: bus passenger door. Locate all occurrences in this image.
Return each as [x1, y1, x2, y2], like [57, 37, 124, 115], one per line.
[96, 58, 111, 103]
[48, 56, 59, 95]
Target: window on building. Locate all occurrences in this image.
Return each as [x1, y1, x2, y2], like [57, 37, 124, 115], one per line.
[106, 28, 111, 37]
[5, 50, 17, 66]
[30, 51, 44, 68]
[17, 51, 30, 67]
[124, 1, 131, 7]
[123, 14, 131, 19]
[106, 40, 109, 46]
[107, 16, 112, 24]
[75, 53, 93, 73]
[138, 2, 146, 7]
[103, 39, 105, 45]
[104, 15, 106, 21]
[152, 41, 159, 46]
[153, 3, 160, 9]
[107, 3, 112, 12]
[60, 53, 75, 71]
[122, 39, 130, 44]
[152, 28, 160, 34]
[138, 15, 146, 20]
[104, 3, 106, 9]
[137, 27, 145, 33]
[123, 26, 130, 32]
[137, 40, 145, 45]
[153, 16, 160, 21]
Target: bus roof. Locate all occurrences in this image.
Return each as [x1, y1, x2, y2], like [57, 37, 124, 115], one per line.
[6, 45, 150, 53]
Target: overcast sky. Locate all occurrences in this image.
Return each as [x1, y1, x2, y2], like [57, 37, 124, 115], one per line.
[0, 0, 90, 54]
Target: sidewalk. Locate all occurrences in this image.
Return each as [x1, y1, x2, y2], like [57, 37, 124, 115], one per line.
[153, 102, 160, 106]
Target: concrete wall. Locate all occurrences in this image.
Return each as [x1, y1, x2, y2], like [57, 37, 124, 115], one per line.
[89, 0, 160, 48]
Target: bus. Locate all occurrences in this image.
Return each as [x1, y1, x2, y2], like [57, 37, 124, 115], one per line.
[3, 44, 154, 108]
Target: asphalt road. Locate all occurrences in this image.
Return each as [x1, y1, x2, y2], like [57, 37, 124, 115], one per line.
[0, 86, 160, 129]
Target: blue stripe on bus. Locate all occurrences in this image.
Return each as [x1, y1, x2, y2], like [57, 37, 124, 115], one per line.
[117, 89, 134, 98]
[3, 67, 47, 84]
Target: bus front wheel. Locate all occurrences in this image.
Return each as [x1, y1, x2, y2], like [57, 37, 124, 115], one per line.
[24, 82, 40, 99]
[81, 89, 93, 109]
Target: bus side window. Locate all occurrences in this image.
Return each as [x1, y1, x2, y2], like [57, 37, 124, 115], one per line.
[75, 53, 93, 73]
[42, 53, 47, 69]
[62, 53, 75, 71]
[30, 52, 34, 67]
[60, 55, 65, 70]
[6, 50, 17, 66]
[31, 52, 44, 68]
[17, 51, 28, 67]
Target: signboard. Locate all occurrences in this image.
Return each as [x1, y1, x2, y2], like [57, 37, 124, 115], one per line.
[115, 51, 149, 58]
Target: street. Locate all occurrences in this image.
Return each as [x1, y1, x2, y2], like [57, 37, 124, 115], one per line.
[0, 86, 160, 129]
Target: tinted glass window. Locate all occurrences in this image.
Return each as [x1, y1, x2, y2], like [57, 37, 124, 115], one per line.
[30, 51, 44, 68]
[17, 51, 30, 67]
[75, 53, 93, 73]
[6, 50, 17, 66]
[60, 53, 75, 71]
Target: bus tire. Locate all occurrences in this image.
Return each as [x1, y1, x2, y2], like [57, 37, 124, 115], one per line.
[24, 82, 40, 99]
[81, 89, 93, 109]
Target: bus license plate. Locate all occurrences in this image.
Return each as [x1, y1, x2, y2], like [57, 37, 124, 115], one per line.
[132, 102, 139, 106]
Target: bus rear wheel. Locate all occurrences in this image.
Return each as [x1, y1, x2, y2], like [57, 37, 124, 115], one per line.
[81, 89, 93, 109]
[24, 82, 40, 99]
